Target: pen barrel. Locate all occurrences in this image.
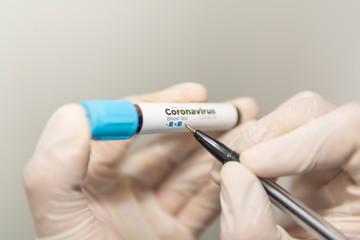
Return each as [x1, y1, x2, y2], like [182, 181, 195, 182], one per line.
[193, 130, 239, 164]
[260, 178, 348, 240]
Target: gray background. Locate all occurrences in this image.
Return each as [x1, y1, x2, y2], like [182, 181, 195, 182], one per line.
[1, 1, 360, 239]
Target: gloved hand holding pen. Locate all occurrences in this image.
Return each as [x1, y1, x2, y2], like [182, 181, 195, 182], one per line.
[212, 91, 360, 239]
[22, 82, 259, 240]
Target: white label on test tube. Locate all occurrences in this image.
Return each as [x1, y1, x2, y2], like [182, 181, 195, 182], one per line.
[137, 103, 240, 134]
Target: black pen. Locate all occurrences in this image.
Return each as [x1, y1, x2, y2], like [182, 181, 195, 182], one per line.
[185, 124, 347, 240]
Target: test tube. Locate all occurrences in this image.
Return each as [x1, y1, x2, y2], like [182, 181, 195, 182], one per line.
[80, 100, 240, 140]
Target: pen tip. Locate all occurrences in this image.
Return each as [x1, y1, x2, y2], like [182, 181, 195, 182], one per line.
[185, 124, 196, 134]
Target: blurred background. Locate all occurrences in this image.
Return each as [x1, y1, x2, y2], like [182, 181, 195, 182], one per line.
[1, 0, 360, 239]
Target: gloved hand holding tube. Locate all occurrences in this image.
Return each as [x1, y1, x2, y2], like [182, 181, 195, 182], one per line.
[22, 82, 259, 240]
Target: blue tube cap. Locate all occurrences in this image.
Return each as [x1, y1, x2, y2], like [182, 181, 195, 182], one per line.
[80, 100, 138, 140]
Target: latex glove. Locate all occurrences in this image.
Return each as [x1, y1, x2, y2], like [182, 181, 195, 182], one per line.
[213, 91, 360, 239]
[23, 82, 259, 240]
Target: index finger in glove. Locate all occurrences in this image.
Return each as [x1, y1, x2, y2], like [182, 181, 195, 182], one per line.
[240, 103, 360, 183]
[231, 91, 334, 153]
[211, 91, 333, 185]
